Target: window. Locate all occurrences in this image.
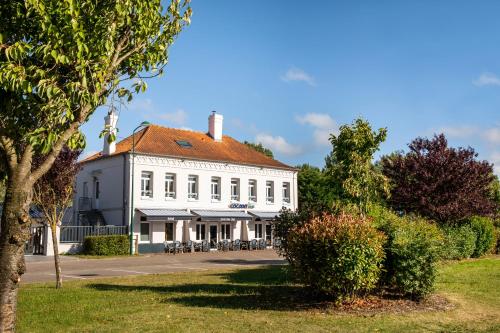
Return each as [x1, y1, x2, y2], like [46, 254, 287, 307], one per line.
[248, 179, 257, 202]
[266, 181, 274, 203]
[211, 177, 221, 200]
[141, 171, 153, 198]
[165, 223, 174, 241]
[165, 173, 176, 198]
[282, 182, 291, 203]
[188, 175, 198, 200]
[255, 223, 263, 238]
[175, 140, 192, 148]
[230, 178, 240, 201]
[95, 181, 100, 199]
[83, 182, 88, 197]
[221, 224, 231, 240]
[266, 224, 272, 242]
[196, 224, 206, 240]
[140, 223, 150, 242]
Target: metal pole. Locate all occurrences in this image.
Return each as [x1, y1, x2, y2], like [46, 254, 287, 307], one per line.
[129, 121, 150, 255]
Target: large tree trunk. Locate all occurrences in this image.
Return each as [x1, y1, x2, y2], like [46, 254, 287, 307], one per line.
[0, 174, 32, 332]
[50, 222, 62, 289]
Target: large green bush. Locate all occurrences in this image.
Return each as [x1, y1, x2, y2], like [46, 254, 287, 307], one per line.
[440, 225, 477, 260]
[286, 213, 386, 301]
[369, 206, 443, 298]
[468, 216, 495, 257]
[83, 235, 129, 256]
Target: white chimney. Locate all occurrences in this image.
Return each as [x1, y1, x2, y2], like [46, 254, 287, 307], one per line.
[208, 111, 223, 141]
[103, 108, 118, 155]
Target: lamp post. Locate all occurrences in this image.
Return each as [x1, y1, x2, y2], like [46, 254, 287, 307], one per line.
[129, 121, 150, 255]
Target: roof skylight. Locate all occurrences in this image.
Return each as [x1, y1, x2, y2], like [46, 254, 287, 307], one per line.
[175, 140, 192, 148]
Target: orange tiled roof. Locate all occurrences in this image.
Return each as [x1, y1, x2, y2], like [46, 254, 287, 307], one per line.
[82, 125, 295, 170]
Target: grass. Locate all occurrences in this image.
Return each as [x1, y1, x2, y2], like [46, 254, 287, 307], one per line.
[18, 256, 500, 333]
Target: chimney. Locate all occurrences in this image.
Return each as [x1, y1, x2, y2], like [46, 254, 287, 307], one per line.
[103, 108, 118, 155]
[208, 111, 223, 141]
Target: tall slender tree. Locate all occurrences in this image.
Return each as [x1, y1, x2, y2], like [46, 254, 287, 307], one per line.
[0, 1, 191, 330]
[32, 147, 81, 289]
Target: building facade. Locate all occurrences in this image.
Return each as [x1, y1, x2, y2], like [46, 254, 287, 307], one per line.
[74, 111, 298, 252]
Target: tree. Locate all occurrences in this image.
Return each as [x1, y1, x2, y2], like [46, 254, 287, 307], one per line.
[33, 147, 81, 289]
[296, 164, 333, 213]
[244, 141, 274, 159]
[324, 118, 389, 213]
[0, 1, 191, 330]
[381, 134, 496, 224]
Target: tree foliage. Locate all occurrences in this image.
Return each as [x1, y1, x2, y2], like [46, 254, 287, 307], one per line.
[324, 118, 389, 213]
[0, 1, 191, 329]
[382, 134, 496, 224]
[296, 164, 334, 213]
[244, 141, 274, 159]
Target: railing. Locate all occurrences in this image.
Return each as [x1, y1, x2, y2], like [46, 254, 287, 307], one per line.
[282, 197, 291, 204]
[78, 197, 92, 211]
[211, 193, 221, 200]
[188, 193, 198, 200]
[60, 225, 128, 243]
[266, 196, 274, 203]
[165, 192, 176, 198]
[230, 194, 239, 201]
[248, 195, 257, 202]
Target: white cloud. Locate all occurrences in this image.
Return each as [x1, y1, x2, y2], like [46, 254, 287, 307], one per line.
[128, 98, 155, 112]
[296, 113, 338, 146]
[255, 133, 302, 156]
[484, 128, 500, 144]
[490, 152, 500, 175]
[281, 67, 316, 86]
[473, 73, 500, 87]
[156, 109, 188, 126]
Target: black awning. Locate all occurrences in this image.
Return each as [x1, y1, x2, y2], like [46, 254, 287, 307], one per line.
[191, 210, 252, 222]
[248, 211, 280, 221]
[136, 208, 193, 221]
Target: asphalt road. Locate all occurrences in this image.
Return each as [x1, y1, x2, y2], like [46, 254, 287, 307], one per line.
[23, 250, 285, 283]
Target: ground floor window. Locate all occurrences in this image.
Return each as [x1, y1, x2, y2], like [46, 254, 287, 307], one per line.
[255, 223, 263, 239]
[196, 224, 206, 241]
[221, 224, 231, 240]
[140, 222, 150, 242]
[265, 224, 272, 241]
[165, 222, 174, 241]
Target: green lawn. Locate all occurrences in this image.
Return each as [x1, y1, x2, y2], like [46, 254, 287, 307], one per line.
[18, 256, 500, 333]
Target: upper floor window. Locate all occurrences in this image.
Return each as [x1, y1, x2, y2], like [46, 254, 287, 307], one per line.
[231, 178, 240, 201]
[141, 171, 153, 198]
[282, 182, 291, 204]
[266, 181, 274, 203]
[83, 182, 89, 197]
[211, 177, 221, 201]
[248, 179, 257, 202]
[188, 175, 198, 200]
[95, 181, 100, 199]
[165, 173, 176, 199]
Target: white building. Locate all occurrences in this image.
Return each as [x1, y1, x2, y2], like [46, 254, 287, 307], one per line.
[74, 111, 298, 253]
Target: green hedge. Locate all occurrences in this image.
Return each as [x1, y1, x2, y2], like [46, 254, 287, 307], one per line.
[469, 216, 495, 257]
[440, 225, 477, 260]
[286, 212, 386, 302]
[369, 206, 443, 298]
[83, 235, 130, 256]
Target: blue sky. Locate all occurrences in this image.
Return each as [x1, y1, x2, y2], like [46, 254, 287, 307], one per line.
[81, 1, 500, 174]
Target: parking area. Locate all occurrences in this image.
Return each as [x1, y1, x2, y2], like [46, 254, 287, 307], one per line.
[23, 250, 285, 283]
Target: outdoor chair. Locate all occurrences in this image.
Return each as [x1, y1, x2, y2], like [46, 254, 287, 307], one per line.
[273, 238, 282, 249]
[221, 239, 230, 251]
[164, 242, 175, 254]
[266, 238, 272, 247]
[202, 240, 210, 252]
[193, 242, 202, 252]
[258, 239, 266, 250]
[249, 239, 258, 250]
[240, 240, 248, 250]
[173, 241, 183, 254]
[184, 240, 193, 253]
[231, 239, 241, 251]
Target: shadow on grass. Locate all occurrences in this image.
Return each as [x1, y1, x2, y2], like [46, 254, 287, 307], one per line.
[87, 265, 323, 311]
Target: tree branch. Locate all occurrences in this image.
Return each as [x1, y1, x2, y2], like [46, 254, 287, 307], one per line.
[0, 135, 18, 171]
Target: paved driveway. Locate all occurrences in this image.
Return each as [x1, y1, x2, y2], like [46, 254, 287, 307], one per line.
[23, 250, 285, 283]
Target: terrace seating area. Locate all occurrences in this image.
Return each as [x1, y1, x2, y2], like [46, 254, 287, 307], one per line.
[163, 238, 281, 254]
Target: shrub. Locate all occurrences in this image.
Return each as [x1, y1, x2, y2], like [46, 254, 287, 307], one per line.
[83, 235, 129, 256]
[286, 212, 386, 301]
[468, 216, 495, 257]
[440, 225, 477, 260]
[495, 228, 500, 254]
[369, 206, 443, 298]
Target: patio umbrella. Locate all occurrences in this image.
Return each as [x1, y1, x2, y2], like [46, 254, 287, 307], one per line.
[240, 220, 249, 241]
[182, 220, 190, 243]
